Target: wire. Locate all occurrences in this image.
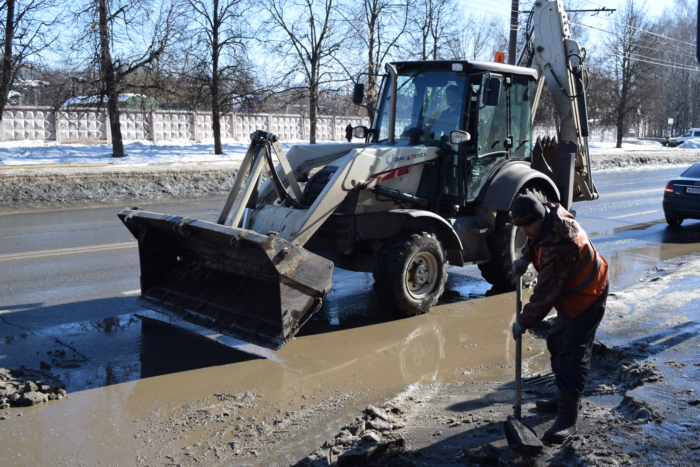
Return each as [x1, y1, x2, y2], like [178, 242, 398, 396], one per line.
[564, 0, 696, 48]
[600, 44, 700, 72]
[574, 22, 697, 61]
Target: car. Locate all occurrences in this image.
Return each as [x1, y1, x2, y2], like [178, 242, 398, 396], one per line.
[663, 161, 700, 226]
[674, 128, 700, 144]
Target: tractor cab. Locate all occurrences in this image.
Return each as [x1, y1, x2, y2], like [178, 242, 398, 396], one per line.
[365, 61, 537, 213]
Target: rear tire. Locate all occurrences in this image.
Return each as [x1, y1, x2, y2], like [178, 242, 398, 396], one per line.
[373, 231, 448, 317]
[302, 166, 337, 205]
[665, 215, 683, 227]
[478, 186, 550, 289]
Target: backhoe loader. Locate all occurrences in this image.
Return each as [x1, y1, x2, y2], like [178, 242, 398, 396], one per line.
[119, 0, 598, 350]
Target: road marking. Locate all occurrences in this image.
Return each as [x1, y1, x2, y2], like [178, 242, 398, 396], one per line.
[600, 188, 662, 197]
[121, 289, 141, 296]
[0, 242, 137, 262]
[609, 210, 660, 219]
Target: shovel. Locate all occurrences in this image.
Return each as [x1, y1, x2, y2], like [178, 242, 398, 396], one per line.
[503, 274, 544, 456]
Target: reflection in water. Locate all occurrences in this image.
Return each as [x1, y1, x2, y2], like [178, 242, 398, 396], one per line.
[0, 314, 258, 393]
[139, 319, 259, 379]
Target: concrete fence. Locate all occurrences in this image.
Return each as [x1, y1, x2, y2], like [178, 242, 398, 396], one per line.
[533, 125, 618, 143]
[0, 107, 371, 143]
[1, 107, 618, 144]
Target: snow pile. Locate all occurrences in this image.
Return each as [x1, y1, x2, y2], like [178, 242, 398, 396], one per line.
[589, 139, 665, 153]
[0, 138, 697, 167]
[0, 139, 312, 166]
[678, 139, 700, 149]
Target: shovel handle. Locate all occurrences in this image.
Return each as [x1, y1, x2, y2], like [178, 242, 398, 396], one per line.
[515, 273, 522, 420]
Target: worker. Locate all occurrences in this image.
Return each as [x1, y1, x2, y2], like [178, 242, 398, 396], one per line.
[510, 194, 609, 444]
[345, 124, 353, 142]
[427, 85, 461, 141]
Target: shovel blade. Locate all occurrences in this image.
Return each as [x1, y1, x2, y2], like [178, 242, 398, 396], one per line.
[504, 416, 544, 457]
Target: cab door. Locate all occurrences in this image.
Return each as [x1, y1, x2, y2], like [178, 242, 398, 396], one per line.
[464, 73, 508, 202]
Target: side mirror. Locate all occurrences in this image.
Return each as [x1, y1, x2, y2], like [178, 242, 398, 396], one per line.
[483, 78, 501, 106]
[352, 83, 365, 105]
[450, 131, 471, 144]
[353, 126, 368, 139]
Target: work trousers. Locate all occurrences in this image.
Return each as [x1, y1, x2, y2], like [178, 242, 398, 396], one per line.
[546, 293, 607, 394]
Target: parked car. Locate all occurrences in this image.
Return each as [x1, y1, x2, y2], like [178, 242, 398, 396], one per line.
[674, 128, 700, 145]
[663, 161, 700, 226]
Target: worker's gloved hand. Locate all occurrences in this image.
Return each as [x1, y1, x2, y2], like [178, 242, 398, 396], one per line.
[512, 322, 525, 340]
[512, 257, 529, 276]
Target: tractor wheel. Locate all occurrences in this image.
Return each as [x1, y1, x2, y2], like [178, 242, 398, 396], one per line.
[373, 231, 448, 317]
[665, 215, 683, 227]
[478, 186, 551, 289]
[302, 166, 337, 205]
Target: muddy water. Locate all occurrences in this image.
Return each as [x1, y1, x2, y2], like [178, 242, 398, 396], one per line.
[593, 220, 700, 288]
[0, 277, 550, 466]
[2, 223, 699, 465]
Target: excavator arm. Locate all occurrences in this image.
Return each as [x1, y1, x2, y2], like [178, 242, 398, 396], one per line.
[524, 0, 598, 209]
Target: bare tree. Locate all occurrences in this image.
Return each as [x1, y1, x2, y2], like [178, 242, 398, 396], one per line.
[265, 0, 346, 144]
[444, 14, 506, 61]
[651, 0, 699, 136]
[0, 0, 59, 118]
[405, 0, 457, 60]
[68, 0, 181, 157]
[341, 0, 410, 116]
[601, 0, 657, 147]
[184, 0, 252, 154]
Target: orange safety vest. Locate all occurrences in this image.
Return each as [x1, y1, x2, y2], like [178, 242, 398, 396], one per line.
[532, 232, 609, 318]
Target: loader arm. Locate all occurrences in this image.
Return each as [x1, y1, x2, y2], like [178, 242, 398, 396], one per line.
[526, 0, 598, 209]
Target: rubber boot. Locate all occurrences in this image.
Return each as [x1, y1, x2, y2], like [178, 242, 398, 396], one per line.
[543, 391, 580, 443]
[536, 394, 558, 413]
[537, 394, 582, 413]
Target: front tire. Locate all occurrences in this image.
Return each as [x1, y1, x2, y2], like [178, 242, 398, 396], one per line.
[373, 231, 448, 317]
[478, 186, 551, 289]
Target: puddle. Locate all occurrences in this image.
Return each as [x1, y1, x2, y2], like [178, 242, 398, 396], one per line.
[586, 394, 625, 409]
[592, 221, 700, 288]
[0, 278, 550, 465]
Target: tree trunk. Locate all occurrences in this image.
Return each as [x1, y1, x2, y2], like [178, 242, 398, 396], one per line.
[211, 0, 223, 155]
[309, 75, 318, 144]
[0, 0, 16, 119]
[98, 0, 125, 158]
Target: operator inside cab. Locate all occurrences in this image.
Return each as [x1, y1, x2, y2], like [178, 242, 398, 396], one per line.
[425, 85, 463, 142]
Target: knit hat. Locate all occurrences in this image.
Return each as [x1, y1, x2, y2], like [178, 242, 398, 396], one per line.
[510, 194, 545, 226]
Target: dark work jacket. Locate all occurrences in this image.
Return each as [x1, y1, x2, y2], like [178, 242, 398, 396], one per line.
[518, 203, 609, 329]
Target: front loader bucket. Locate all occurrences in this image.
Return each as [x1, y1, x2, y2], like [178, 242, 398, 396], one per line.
[118, 208, 334, 350]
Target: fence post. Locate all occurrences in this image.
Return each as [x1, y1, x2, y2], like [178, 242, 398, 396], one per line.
[104, 110, 111, 143]
[229, 112, 237, 141]
[150, 111, 157, 142]
[191, 112, 198, 141]
[54, 110, 60, 143]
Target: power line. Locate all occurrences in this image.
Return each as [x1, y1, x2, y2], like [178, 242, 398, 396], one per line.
[574, 21, 697, 59]
[564, 0, 696, 48]
[600, 44, 700, 72]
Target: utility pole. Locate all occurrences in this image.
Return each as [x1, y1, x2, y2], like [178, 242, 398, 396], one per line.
[508, 0, 520, 65]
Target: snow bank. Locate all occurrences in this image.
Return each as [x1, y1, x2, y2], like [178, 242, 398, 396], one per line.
[0, 139, 342, 166]
[678, 139, 700, 149]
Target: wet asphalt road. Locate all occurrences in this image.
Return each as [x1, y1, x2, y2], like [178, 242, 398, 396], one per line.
[0, 165, 699, 386]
